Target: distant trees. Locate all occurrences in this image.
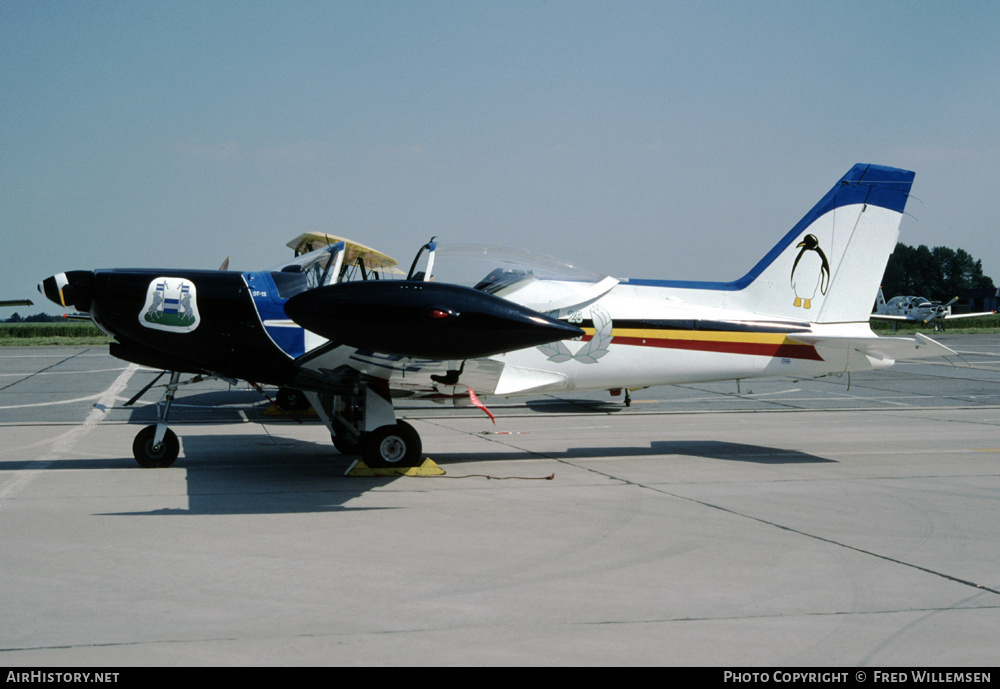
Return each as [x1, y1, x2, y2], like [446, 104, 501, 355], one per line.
[2, 312, 64, 323]
[881, 243, 995, 300]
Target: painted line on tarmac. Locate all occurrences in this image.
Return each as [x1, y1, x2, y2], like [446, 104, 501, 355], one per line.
[0, 393, 107, 410]
[0, 363, 139, 505]
[0, 350, 89, 392]
[0, 367, 130, 378]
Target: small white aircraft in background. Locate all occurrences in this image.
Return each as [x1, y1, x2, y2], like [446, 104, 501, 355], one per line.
[872, 289, 995, 328]
[40, 163, 956, 469]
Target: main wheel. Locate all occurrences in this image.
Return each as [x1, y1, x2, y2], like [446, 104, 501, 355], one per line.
[331, 419, 363, 455]
[276, 387, 309, 412]
[362, 421, 422, 468]
[132, 425, 180, 468]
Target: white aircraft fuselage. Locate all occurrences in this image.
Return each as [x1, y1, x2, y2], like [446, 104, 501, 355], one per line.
[39, 163, 955, 469]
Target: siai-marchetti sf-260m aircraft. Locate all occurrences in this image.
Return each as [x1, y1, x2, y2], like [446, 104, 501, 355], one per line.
[871, 289, 995, 328]
[39, 163, 953, 470]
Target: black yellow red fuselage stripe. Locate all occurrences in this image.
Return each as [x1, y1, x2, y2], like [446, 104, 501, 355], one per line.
[575, 319, 824, 361]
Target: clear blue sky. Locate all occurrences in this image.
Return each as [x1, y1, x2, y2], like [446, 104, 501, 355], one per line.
[3, 1, 998, 311]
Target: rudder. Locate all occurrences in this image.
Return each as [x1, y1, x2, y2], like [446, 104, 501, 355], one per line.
[736, 164, 914, 323]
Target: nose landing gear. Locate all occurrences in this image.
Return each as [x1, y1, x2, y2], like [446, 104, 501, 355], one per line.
[132, 371, 182, 468]
[133, 425, 180, 468]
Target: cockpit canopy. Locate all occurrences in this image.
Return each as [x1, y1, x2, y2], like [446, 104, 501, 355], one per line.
[267, 235, 617, 313]
[886, 296, 933, 310]
[418, 243, 617, 313]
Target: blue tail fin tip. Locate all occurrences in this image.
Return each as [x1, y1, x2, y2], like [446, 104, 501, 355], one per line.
[628, 163, 914, 291]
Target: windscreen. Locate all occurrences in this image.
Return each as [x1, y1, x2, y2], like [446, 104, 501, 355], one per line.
[423, 243, 614, 313]
[427, 244, 606, 289]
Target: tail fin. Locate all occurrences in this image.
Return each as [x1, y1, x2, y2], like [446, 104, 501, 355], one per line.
[875, 287, 887, 312]
[636, 164, 914, 324]
[738, 163, 914, 322]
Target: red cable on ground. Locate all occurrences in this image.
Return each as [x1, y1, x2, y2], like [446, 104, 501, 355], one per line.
[416, 472, 555, 480]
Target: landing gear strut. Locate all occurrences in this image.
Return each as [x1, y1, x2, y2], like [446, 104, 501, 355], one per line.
[132, 371, 181, 468]
[331, 417, 363, 455]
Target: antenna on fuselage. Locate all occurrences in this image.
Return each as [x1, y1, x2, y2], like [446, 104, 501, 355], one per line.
[406, 237, 438, 281]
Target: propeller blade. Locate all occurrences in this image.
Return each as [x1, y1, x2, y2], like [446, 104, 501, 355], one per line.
[38, 271, 95, 311]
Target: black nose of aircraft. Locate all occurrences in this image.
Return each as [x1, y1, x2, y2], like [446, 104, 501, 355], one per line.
[284, 280, 585, 360]
[38, 271, 95, 312]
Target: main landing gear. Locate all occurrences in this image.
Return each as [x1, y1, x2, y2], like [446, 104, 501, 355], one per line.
[127, 374, 423, 470]
[305, 385, 424, 469]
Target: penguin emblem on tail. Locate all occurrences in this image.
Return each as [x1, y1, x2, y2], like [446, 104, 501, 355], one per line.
[790, 234, 830, 309]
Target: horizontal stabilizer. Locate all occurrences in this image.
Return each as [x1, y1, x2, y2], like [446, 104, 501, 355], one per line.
[871, 311, 995, 323]
[789, 332, 955, 361]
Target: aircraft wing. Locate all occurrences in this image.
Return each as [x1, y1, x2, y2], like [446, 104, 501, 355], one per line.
[789, 332, 955, 361]
[286, 232, 404, 274]
[944, 311, 996, 320]
[292, 342, 568, 398]
[869, 313, 913, 322]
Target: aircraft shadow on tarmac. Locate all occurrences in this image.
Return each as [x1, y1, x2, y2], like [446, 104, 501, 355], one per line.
[139, 437, 830, 516]
[427, 440, 834, 466]
[523, 398, 627, 413]
[2, 435, 374, 516]
[98, 433, 384, 517]
[8, 425, 832, 517]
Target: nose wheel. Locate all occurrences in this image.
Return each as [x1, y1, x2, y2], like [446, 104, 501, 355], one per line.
[133, 425, 180, 468]
[131, 370, 182, 468]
